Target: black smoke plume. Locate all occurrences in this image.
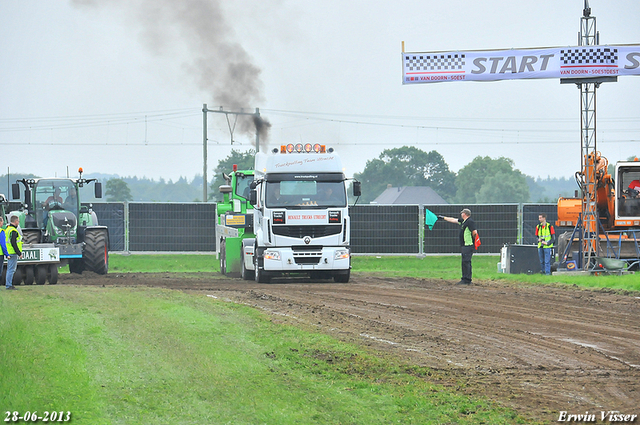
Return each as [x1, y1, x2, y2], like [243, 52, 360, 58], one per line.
[72, 0, 269, 142]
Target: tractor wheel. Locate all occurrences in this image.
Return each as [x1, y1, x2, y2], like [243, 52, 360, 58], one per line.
[24, 266, 35, 285]
[35, 265, 47, 285]
[22, 229, 41, 245]
[219, 240, 227, 275]
[83, 228, 109, 275]
[69, 259, 85, 274]
[48, 264, 59, 285]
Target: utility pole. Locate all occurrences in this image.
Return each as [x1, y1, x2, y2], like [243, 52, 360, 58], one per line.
[201, 105, 261, 202]
[202, 104, 208, 203]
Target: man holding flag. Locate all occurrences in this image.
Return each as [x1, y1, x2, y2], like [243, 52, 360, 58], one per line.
[438, 208, 480, 285]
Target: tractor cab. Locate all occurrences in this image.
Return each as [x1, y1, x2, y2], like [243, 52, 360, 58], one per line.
[34, 179, 79, 230]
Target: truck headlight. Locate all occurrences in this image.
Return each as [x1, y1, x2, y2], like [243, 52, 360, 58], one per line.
[334, 249, 349, 260]
[264, 250, 281, 261]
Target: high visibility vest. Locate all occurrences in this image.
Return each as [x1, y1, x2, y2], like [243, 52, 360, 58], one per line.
[6, 226, 22, 255]
[537, 223, 554, 249]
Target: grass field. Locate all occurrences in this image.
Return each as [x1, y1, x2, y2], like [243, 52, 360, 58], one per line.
[1, 285, 531, 424]
[2, 254, 637, 424]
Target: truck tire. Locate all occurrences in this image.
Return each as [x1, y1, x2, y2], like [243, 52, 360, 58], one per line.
[333, 270, 350, 283]
[220, 240, 227, 275]
[241, 250, 254, 281]
[35, 265, 47, 285]
[254, 265, 271, 283]
[48, 264, 59, 285]
[12, 268, 22, 286]
[254, 252, 271, 283]
[24, 266, 35, 285]
[84, 228, 109, 275]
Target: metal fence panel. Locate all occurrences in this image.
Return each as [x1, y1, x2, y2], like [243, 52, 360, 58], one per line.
[6, 201, 561, 254]
[423, 204, 519, 254]
[129, 203, 217, 251]
[522, 203, 573, 245]
[522, 204, 558, 245]
[350, 205, 420, 253]
[87, 203, 126, 251]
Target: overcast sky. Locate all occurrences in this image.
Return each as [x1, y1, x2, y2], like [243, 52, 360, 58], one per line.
[1, 0, 639, 184]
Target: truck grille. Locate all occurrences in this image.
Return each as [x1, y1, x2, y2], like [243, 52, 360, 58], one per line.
[272, 225, 342, 238]
[292, 246, 323, 265]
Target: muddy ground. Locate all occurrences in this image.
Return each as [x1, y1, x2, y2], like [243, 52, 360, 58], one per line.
[59, 272, 640, 422]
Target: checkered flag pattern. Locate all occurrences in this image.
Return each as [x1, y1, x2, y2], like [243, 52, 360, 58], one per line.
[560, 47, 618, 65]
[405, 54, 465, 71]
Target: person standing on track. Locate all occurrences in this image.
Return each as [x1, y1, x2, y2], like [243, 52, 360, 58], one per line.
[5, 215, 23, 290]
[440, 208, 478, 285]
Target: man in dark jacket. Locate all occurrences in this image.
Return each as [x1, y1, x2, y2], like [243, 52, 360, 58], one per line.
[440, 208, 479, 285]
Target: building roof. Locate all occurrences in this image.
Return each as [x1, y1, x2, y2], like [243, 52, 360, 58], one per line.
[372, 186, 448, 205]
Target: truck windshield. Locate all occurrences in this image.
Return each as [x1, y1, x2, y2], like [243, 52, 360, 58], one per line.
[266, 180, 346, 208]
[235, 173, 254, 200]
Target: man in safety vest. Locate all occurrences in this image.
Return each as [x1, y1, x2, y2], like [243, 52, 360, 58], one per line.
[536, 213, 555, 275]
[5, 215, 22, 290]
[0, 216, 10, 286]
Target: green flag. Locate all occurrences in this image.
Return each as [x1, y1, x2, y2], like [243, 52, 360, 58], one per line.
[425, 208, 438, 230]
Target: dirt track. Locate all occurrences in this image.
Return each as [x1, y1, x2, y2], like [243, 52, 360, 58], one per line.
[60, 272, 640, 422]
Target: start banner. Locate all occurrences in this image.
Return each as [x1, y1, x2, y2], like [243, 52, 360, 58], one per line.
[402, 45, 640, 84]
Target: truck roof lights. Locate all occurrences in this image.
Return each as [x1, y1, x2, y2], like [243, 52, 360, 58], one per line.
[279, 144, 327, 154]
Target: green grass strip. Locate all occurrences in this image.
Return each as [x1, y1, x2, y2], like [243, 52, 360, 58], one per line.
[0, 287, 533, 424]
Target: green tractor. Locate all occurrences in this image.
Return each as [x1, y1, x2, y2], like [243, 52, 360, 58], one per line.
[11, 169, 109, 275]
[216, 166, 255, 278]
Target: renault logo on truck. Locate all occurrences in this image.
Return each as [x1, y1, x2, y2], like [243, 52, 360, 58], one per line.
[303, 236, 311, 244]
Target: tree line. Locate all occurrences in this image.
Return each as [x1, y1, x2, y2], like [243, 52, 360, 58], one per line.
[1, 146, 602, 204]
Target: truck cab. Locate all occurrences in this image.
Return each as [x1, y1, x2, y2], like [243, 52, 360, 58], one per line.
[249, 144, 358, 283]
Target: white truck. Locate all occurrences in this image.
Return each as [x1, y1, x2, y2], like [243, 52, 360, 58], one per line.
[241, 144, 360, 283]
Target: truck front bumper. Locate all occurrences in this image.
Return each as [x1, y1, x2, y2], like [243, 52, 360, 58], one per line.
[262, 247, 350, 272]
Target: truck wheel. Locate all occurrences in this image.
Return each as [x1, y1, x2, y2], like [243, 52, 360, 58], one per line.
[35, 266, 47, 285]
[220, 240, 227, 275]
[254, 256, 271, 284]
[48, 264, 59, 285]
[241, 250, 254, 281]
[333, 270, 350, 283]
[24, 266, 35, 285]
[12, 268, 22, 286]
[84, 228, 109, 275]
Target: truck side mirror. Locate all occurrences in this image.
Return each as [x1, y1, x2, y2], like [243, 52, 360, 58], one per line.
[94, 182, 103, 198]
[11, 183, 20, 200]
[353, 181, 361, 197]
[249, 189, 257, 206]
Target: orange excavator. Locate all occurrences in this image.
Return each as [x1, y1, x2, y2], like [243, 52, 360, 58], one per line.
[556, 153, 640, 268]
